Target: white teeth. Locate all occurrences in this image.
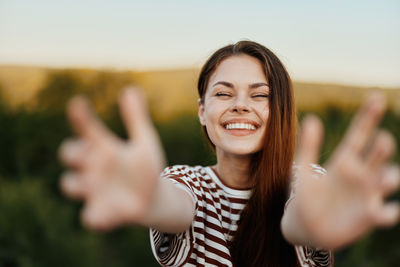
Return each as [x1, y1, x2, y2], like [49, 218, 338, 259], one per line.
[225, 123, 256, 130]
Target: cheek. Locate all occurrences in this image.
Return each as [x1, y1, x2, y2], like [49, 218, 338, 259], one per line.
[204, 111, 220, 134]
[204, 121, 219, 148]
[203, 102, 226, 123]
[202, 106, 225, 141]
[255, 103, 270, 122]
[263, 109, 270, 122]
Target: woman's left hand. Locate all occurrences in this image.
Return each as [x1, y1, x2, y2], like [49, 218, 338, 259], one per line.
[291, 92, 399, 250]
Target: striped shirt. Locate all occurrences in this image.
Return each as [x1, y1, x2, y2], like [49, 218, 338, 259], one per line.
[150, 165, 333, 267]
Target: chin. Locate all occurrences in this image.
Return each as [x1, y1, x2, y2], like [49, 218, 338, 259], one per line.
[222, 145, 261, 157]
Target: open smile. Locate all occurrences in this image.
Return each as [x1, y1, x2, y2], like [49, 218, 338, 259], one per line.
[221, 120, 260, 135]
[224, 122, 256, 130]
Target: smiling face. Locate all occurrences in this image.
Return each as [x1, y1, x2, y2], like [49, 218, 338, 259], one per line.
[198, 54, 270, 157]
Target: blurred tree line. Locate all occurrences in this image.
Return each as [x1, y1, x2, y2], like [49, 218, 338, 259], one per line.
[0, 71, 399, 267]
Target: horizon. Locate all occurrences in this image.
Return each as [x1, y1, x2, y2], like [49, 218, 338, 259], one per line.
[1, 63, 399, 90]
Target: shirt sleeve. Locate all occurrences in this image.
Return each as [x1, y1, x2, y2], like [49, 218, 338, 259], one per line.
[287, 164, 334, 267]
[149, 166, 198, 267]
[295, 246, 333, 267]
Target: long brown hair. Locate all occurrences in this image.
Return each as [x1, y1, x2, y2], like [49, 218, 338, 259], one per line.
[198, 41, 298, 266]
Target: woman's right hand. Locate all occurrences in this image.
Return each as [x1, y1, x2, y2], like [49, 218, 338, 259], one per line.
[59, 87, 166, 230]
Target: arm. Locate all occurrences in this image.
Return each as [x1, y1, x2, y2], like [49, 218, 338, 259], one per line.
[281, 92, 400, 250]
[142, 178, 195, 232]
[59, 87, 194, 233]
[281, 165, 327, 249]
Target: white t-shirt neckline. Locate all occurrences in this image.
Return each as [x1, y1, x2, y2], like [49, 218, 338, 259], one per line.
[205, 166, 252, 198]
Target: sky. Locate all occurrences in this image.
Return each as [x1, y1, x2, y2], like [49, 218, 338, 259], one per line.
[0, 0, 399, 87]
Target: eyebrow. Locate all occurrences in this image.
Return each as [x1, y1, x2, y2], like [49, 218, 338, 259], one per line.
[212, 81, 269, 89]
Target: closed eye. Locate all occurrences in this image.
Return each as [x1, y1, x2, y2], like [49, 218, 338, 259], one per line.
[215, 92, 232, 97]
[252, 94, 269, 98]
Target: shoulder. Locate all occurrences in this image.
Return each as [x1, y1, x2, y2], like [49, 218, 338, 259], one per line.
[295, 245, 334, 267]
[286, 163, 327, 208]
[160, 165, 209, 184]
[160, 165, 212, 207]
[290, 163, 327, 190]
[162, 164, 218, 183]
[309, 163, 327, 176]
[292, 163, 327, 178]
[161, 164, 206, 176]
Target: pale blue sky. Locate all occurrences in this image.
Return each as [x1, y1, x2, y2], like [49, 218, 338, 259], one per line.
[0, 0, 399, 87]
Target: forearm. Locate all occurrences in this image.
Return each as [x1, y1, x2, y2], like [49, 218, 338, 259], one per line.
[281, 199, 317, 248]
[138, 178, 195, 233]
[281, 164, 333, 249]
[281, 198, 335, 250]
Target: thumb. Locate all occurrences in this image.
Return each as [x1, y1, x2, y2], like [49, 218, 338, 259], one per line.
[297, 115, 324, 168]
[119, 86, 154, 140]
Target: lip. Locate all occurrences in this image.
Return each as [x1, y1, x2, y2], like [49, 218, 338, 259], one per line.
[221, 118, 261, 129]
[223, 128, 257, 136]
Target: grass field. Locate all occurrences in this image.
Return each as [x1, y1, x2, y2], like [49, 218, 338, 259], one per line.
[1, 65, 399, 120]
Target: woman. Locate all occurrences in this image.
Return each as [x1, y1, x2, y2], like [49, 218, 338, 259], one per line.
[59, 41, 399, 266]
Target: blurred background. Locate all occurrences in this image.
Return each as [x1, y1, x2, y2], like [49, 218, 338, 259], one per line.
[0, 0, 399, 266]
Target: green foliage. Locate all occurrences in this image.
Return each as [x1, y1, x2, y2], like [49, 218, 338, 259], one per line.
[0, 178, 157, 267]
[35, 72, 82, 114]
[0, 100, 15, 176]
[156, 114, 216, 166]
[0, 73, 399, 266]
[0, 178, 97, 267]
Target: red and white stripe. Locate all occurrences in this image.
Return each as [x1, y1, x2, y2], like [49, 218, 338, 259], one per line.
[150, 165, 332, 267]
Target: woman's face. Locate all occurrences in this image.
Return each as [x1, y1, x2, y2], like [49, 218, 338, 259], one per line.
[198, 54, 270, 157]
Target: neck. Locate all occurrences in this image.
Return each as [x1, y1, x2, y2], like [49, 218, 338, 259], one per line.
[214, 150, 253, 189]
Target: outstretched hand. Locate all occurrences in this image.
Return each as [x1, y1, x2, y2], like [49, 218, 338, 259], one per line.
[295, 92, 399, 250]
[59, 87, 166, 230]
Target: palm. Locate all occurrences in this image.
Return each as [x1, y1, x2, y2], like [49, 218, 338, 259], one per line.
[295, 93, 399, 249]
[59, 88, 165, 230]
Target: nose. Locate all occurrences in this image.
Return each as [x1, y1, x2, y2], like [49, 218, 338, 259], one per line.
[231, 95, 250, 113]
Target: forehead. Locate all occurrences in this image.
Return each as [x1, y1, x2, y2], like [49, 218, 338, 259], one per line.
[208, 54, 267, 87]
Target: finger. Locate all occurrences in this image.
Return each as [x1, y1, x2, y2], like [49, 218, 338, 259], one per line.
[297, 115, 324, 168]
[67, 96, 117, 143]
[379, 166, 400, 197]
[58, 138, 89, 168]
[81, 199, 114, 231]
[119, 87, 153, 140]
[364, 130, 396, 170]
[373, 202, 400, 227]
[342, 92, 386, 154]
[60, 172, 87, 199]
